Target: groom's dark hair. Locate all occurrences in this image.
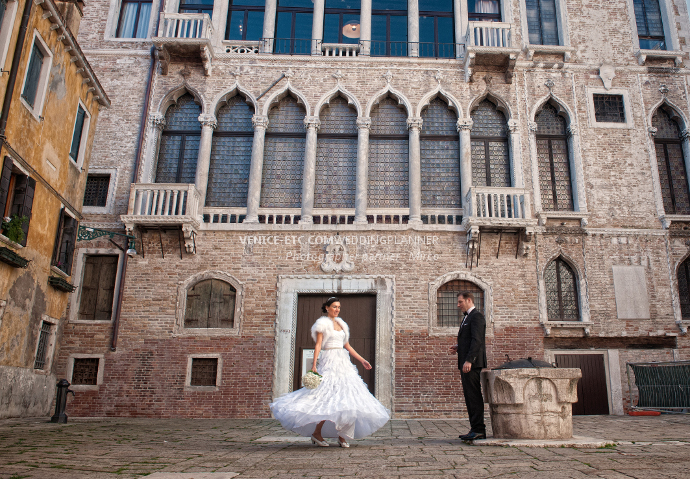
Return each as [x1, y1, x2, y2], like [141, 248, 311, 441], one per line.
[457, 292, 475, 303]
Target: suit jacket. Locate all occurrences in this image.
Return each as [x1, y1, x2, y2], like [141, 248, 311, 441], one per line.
[457, 308, 487, 370]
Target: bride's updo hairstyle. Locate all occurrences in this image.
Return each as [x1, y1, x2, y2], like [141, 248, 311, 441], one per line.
[322, 297, 340, 314]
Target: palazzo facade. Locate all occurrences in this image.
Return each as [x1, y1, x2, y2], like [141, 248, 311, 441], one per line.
[53, 0, 690, 417]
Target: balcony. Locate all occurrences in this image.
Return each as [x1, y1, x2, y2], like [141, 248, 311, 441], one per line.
[121, 183, 201, 253]
[153, 13, 214, 76]
[464, 186, 536, 229]
[321, 43, 360, 57]
[463, 22, 520, 83]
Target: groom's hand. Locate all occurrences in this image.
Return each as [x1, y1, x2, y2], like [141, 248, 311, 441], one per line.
[449, 344, 458, 354]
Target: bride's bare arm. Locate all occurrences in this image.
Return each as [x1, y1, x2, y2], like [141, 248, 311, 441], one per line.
[311, 333, 323, 372]
[344, 342, 372, 370]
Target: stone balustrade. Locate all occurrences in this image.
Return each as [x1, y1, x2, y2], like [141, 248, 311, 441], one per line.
[466, 21, 514, 48]
[321, 43, 360, 57]
[157, 13, 214, 40]
[466, 186, 530, 220]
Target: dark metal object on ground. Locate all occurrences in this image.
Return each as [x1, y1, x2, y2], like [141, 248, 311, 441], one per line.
[51, 379, 75, 424]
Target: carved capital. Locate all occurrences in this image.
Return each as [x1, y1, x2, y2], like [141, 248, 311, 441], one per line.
[681, 129, 690, 141]
[566, 125, 578, 138]
[508, 119, 520, 133]
[150, 114, 166, 131]
[198, 114, 217, 130]
[252, 115, 269, 130]
[528, 121, 538, 133]
[648, 126, 658, 137]
[456, 118, 473, 132]
[304, 116, 321, 131]
[407, 117, 423, 131]
[356, 117, 372, 130]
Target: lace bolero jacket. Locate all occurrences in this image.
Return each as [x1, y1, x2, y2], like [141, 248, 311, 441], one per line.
[311, 316, 350, 345]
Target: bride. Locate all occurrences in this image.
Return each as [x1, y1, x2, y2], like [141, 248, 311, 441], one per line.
[270, 297, 390, 447]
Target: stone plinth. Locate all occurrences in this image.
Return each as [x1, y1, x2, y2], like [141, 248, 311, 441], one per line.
[482, 368, 582, 440]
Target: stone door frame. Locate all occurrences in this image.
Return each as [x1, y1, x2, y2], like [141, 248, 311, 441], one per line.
[273, 275, 395, 412]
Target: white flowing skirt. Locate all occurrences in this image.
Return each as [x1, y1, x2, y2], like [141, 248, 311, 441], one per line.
[269, 348, 390, 439]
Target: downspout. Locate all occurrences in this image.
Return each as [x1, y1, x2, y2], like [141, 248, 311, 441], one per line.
[111, 17, 160, 351]
[0, 0, 35, 138]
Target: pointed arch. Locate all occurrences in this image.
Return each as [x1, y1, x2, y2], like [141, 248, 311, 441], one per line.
[416, 86, 463, 118]
[542, 253, 581, 322]
[648, 98, 688, 131]
[364, 84, 413, 118]
[262, 82, 310, 117]
[211, 82, 259, 117]
[529, 93, 574, 124]
[467, 91, 512, 120]
[157, 83, 206, 116]
[315, 84, 362, 118]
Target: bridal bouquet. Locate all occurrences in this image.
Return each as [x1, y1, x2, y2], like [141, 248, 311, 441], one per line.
[302, 371, 323, 389]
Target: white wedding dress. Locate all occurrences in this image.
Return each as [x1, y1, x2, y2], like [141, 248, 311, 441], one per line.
[270, 329, 390, 439]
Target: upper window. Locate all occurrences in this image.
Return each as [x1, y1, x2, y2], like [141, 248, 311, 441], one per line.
[156, 94, 201, 184]
[593, 94, 625, 123]
[274, 0, 313, 54]
[117, 0, 152, 38]
[225, 0, 265, 41]
[470, 99, 510, 188]
[436, 280, 484, 328]
[0, 156, 35, 247]
[184, 279, 236, 329]
[526, 0, 558, 45]
[52, 208, 78, 275]
[69, 104, 90, 167]
[633, 0, 665, 50]
[371, 0, 407, 56]
[0, 0, 19, 71]
[323, 0, 360, 45]
[419, 0, 454, 58]
[179, 0, 214, 16]
[21, 35, 52, 116]
[468, 0, 500, 21]
[652, 107, 690, 215]
[83, 174, 111, 208]
[677, 256, 690, 319]
[535, 103, 573, 211]
[545, 257, 579, 321]
[33, 319, 56, 370]
[78, 255, 119, 321]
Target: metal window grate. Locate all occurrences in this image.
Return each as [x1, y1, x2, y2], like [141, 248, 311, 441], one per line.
[191, 358, 218, 386]
[593, 94, 625, 123]
[33, 321, 52, 369]
[437, 280, 485, 327]
[72, 358, 99, 385]
[545, 257, 579, 321]
[83, 175, 110, 207]
[536, 103, 573, 211]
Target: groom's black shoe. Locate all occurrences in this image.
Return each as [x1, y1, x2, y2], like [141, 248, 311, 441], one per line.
[462, 431, 486, 441]
[458, 430, 473, 440]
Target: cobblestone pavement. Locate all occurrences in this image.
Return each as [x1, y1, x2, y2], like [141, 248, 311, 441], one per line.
[0, 415, 689, 478]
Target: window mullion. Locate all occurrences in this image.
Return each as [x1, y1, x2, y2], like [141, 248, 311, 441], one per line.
[547, 138, 558, 210]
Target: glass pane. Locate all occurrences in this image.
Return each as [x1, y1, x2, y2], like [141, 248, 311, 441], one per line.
[341, 13, 360, 43]
[469, 0, 500, 14]
[540, 0, 558, 45]
[117, 3, 138, 38]
[180, 0, 214, 5]
[294, 12, 313, 39]
[275, 11, 292, 40]
[438, 17, 453, 44]
[639, 38, 665, 50]
[136, 3, 151, 38]
[372, 0, 407, 11]
[419, 0, 452, 12]
[326, 0, 360, 9]
[226, 10, 245, 40]
[324, 13, 340, 43]
[230, 0, 265, 5]
[371, 14, 387, 42]
[419, 16, 435, 44]
[246, 11, 264, 40]
[278, 0, 313, 7]
[389, 14, 407, 43]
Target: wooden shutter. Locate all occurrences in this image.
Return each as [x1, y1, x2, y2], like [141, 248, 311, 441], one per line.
[9, 176, 36, 246]
[210, 280, 235, 328]
[70, 106, 86, 161]
[185, 280, 213, 328]
[79, 256, 118, 320]
[0, 156, 13, 217]
[22, 45, 44, 107]
[60, 215, 77, 275]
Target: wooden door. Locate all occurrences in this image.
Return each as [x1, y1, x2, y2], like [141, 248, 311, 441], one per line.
[294, 294, 377, 393]
[555, 353, 610, 415]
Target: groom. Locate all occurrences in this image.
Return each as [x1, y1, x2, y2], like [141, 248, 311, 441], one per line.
[449, 292, 487, 440]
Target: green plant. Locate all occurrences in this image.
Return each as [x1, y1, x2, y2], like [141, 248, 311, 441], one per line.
[1, 215, 28, 244]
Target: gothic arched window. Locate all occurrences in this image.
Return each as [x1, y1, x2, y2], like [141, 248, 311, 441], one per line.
[436, 279, 484, 327]
[545, 257, 579, 321]
[206, 96, 254, 207]
[536, 102, 573, 211]
[470, 99, 509, 187]
[677, 256, 690, 318]
[315, 96, 357, 208]
[653, 107, 690, 215]
[262, 96, 305, 208]
[184, 279, 236, 329]
[368, 96, 408, 208]
[156, 94, 201, 184]
[421, 98, 460, 208]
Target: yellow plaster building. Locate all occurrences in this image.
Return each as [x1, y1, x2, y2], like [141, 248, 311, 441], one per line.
[0, 0, 109, 417]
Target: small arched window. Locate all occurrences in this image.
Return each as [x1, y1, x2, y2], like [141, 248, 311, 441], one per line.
[184, 279, 236, 329]
[652, 107, 690, 215]
[470, 99, 509, 187]
[545, 257, 579, 321]
[156, 94, 201, 184]
[677, 257, 690, 319]
[536, 102, 573, 211]
[436, 279, 484, 327]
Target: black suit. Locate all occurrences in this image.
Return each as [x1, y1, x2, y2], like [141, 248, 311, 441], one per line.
[457, 308, 487, 434]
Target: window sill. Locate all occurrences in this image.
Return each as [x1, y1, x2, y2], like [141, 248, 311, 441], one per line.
[173, 327, 240, 337]
[70, 384, 99, 391]
[104, 36, 152, 44]
[537, 211, 589, 227]
[0, 234, 24, 249]
[635, 49, 686, 67]
[50, 265, 70, 278]
[659, 214, 690, 229]
[69, 158, 83, 173]
[524, 44, 575, 62]
[542, 321, 593, 337]
[184, 385, 219, 392]
[69, 319, 114, 325]
[19, 96, 42, 122]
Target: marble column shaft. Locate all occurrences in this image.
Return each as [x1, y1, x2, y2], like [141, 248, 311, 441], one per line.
[194, 115, 217, 211]
[508, 120, 523, 188]
[354, 117, 371, 224]
[458, 118, 473, 210]
[311, 0, 325, 55]
[408, 117, 423, 223]
[360, 0, 372, 56]
[262, 0, 278, 53]
[408, 0, 419, 57]
[245, 115, 269, 223]
[527, 122, 542, 213]
[567, 125, 586, 212]
[300, 117, 321, 223]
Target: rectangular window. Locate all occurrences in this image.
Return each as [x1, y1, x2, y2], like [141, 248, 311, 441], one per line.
[371, 0, 407, 57]
[179, 0, 214, 16]
[323, 0, 360, 45]
[225, 0, 265, 41]
[33, 321, 53, 369]
[117, 0, 152, 38]
[69, 105, 87, 163]
[21, 43, 44, 108]
[83, 174, 110, 207]
[190, 358, 218, 386]
[71, 358, 99, 385]
[526, 0, 558, 45]
[468, 0, 501, 21]
[634, 0, 665, 50]
[275, 0, 313, 55]
[78, 255, 118, 321]
[419, 0, 454, 58]
[0, 157, 35, 247]
[52, 208, 78, 275]
[593, 94, 626, 123]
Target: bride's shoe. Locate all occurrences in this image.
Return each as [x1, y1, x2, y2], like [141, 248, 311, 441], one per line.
[338, 438, 350, 448]
[311, 435, 329, 447]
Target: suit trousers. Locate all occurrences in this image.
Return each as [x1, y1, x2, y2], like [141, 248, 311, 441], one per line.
[461, 368, 485, 433]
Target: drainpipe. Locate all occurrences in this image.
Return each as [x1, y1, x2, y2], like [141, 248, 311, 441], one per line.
[111, 15, 160, 351]
[0, 0, 34, 138]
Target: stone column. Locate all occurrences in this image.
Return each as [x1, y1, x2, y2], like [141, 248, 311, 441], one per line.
[527, 121, 541, 213]
[140, 114, 166, 183]
[245, 115, 269, 223]
[408, 117, 423, 225]
[262, 0, 278, 53]
[457, 118, 473, 210]
[311, 0, 325, 56]
[359, 0, 372, 56]
[567, 125, 587, 212]
[453, 0, 464, 59]
[408, 0, 419, 57]
[508, 119, 523, 188]
[354, 117, 371, 224]
[300, 117, 321, 224]
[194, 114, 217, 210]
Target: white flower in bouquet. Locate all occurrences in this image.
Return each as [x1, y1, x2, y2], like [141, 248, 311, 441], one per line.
[302, 371, 322, 389]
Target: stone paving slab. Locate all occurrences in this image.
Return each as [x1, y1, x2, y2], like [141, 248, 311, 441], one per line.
[0, 415, 689, 478]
